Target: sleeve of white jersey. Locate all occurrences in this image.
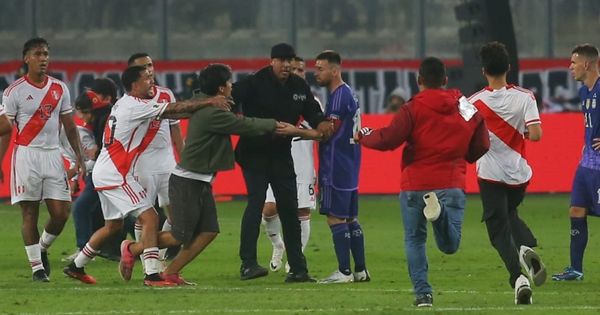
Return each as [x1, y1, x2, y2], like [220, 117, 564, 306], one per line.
[0, 103, 5, 116]
[131, 100, 169, 121]
[523, 96, 541, 126]
[59, 81, 73, 115]
[166, 89, 180, 125]
[2, 88, 17, 119]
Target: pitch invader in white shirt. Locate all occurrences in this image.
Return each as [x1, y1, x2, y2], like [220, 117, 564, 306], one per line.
[262, 57, 319, 272]
[62, 65, 231, 286]
[128, 53, 184, 261]
[468, 42, 545, 305]
[0, 38, 85, 282]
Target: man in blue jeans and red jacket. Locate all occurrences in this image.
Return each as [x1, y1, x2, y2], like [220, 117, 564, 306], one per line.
[356, 57, 490, 307]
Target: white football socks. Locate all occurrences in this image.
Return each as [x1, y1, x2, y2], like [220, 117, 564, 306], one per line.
[25, 244, 43, 273]
[39, 230, 57, 252]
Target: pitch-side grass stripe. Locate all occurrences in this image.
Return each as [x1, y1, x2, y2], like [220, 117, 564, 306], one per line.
[15, 305, 600, 315]
[0, 286, 567, 295]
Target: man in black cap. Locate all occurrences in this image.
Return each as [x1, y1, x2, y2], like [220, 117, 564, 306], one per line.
[233, 43, 332, 282]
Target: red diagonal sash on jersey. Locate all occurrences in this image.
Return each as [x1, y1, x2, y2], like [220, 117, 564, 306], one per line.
[137, 91, 170, 154]
[473, 99, 525, 157]
[107, 140, 131, 180]
[15, 82, 63, 145]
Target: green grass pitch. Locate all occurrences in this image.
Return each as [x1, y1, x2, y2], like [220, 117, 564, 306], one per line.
[2, 194, 600, 314]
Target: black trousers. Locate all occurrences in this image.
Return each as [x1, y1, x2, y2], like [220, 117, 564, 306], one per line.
[239, 168, 307, 274]
[478, 179, 537, 287]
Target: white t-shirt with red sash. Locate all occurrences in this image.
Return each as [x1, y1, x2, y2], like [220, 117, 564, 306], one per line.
[468, 84, 541, 185]
[92, 94, 168, 190]
[2, 75, 72, 149]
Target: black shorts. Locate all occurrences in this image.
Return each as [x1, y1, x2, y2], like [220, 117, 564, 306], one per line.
[169, 174, 219, 244]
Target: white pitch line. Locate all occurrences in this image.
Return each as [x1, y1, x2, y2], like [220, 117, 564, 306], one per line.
[411, 305, 600, 312]
[14, 305, 600, 315]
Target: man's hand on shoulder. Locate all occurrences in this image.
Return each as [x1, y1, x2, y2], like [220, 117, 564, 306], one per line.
[206, 95, 233, 111]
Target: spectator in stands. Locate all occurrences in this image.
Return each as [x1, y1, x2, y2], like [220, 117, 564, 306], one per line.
[385, 87, 410, 113]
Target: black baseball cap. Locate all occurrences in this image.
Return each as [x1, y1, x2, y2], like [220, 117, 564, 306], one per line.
[270, 43, 296, 59]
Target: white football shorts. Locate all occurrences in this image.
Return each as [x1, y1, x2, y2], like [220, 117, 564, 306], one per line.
[265, 183, 316, 210]
[97, 178, 153, 220]
[11, 145, 71, 204]
[135, 173, 170, 207]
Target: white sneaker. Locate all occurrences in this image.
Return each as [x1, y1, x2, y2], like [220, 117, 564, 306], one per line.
[269, 244, 285, 272]
[423, 192, 441, 222]
[514, 274, 532, 305]
[318, 270, 354, 284]
[353, 270, 371, 282]
[519, 245, 546, 286]
[284, 262, 290, 273]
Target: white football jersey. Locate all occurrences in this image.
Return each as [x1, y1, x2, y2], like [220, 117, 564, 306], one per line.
[92, 94, 168, 189]
[468, 85, 541, 185]
[133, 86, 178, 175]
[2, 75, 72, 149]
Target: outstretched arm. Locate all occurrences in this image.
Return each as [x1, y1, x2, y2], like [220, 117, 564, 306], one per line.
[161, 96, 232, 119]
[275, 122, 326, 141]
[356, 105, 413, 151]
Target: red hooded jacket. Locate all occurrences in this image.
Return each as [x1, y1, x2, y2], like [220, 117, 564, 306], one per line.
[360, 88, 489, 191]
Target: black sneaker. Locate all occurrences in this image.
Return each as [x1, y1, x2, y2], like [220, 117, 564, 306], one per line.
[63, 263, 97, 284]
[41, 251, 50, 276]
[414, 293, 433, 307]
[240, 264, 268, 280]
[32, 269, 49, 282]
[285, 272, 317, 283]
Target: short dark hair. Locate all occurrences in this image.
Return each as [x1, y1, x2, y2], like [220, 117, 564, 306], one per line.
[293, 56, 304, 62]
[316, 50, 342, 65]
[480, 41, 510, 76]
[121, 66, 146, 92]
[127, 52, 150, 66]
[572, 44, 599, 60]
[418, 57, 446, 88]
[23, 37, 49, 58]
[198, 64, 232, 96]
[91, 78, 118, 102]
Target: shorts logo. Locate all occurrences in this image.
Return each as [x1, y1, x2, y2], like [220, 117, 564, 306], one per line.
[15, 185, 25, 194]
[293, 94, 307, 101]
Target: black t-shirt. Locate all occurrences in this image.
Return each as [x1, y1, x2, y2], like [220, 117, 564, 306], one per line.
[232, 66, 325, 175]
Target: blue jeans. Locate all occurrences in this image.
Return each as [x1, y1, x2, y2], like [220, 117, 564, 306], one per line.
[72, 175, 102, 249]
[400, 188, 465, 295]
